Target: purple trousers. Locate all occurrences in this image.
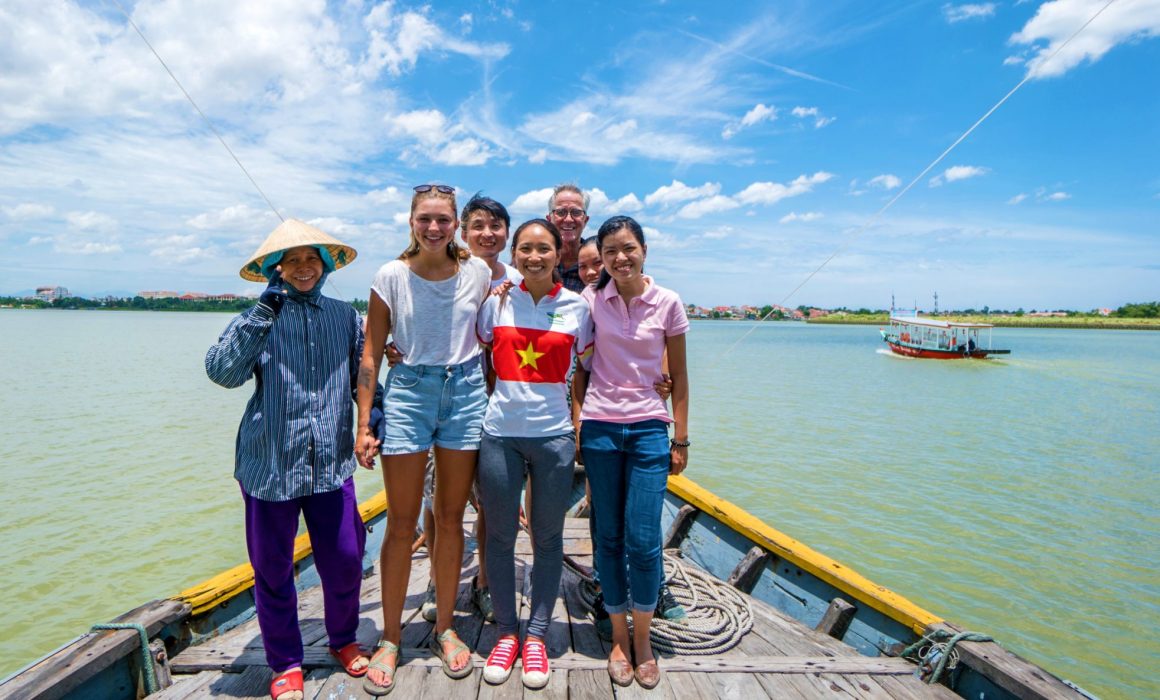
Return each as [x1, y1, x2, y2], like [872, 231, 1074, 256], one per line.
[242, 478, 366, 672]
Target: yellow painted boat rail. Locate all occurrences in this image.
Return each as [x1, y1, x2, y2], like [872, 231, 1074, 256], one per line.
[175, 490, 388, 615]
[666, 475, 941, 635]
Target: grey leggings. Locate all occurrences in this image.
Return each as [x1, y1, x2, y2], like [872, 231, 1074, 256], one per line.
[477, 431, 576, 639]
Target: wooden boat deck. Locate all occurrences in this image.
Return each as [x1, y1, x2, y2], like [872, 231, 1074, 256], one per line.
[160, 517, 957, 699]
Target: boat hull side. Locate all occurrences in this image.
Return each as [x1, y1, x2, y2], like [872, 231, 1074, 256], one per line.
[885, 341, 992, 359]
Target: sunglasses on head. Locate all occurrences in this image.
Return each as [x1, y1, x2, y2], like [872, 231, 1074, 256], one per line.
[413, 184, 455, 194]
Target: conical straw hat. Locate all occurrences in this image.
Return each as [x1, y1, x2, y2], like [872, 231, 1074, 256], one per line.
[239, 218, 358, 282]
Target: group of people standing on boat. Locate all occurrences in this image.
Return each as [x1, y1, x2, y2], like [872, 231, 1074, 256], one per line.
[206, 182, 690, 700]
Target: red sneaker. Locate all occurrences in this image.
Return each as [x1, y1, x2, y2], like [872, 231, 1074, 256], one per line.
[483, 634, 519, 684]
[521, 637, 550, 689]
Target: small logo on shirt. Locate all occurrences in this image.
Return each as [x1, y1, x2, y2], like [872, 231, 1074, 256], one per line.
[546, 312, 567, 326]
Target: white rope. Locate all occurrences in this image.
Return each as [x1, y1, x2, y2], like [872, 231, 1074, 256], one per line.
[574, 550, 754, 655]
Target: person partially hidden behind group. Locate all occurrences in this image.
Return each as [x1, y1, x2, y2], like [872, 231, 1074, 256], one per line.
[357, 184, 492, 695]
[206, 221, 375, 700]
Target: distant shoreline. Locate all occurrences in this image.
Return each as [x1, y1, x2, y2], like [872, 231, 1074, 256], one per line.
[807, 315, 1160, 330]
[6, 304, 1157, 329]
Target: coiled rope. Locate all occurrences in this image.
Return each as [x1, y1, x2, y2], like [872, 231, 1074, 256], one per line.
[568, 549, 753, 655]
[900, 628, 993, 685]
[90, 623, 159, 695]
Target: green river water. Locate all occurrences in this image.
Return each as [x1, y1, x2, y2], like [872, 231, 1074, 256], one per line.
[1, 310, 1157, 698]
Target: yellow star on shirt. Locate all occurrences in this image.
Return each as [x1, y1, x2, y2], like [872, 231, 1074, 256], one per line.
[515, 341, 546, 370]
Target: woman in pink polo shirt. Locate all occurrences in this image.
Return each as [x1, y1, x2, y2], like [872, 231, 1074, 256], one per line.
[573, 215, 690, 690]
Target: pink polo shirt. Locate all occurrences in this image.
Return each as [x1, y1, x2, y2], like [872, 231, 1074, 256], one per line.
[579, 276, 689, 424]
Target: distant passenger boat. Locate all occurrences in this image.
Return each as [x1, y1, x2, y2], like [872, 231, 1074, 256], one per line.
[2, 474, 1091, 699]
[880, 316, 1011, 359]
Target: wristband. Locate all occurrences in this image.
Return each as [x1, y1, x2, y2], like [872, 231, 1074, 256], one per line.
[670, 438, 691, 448]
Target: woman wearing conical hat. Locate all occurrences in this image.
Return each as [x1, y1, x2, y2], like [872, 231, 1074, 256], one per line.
[206, 219, 376, 700]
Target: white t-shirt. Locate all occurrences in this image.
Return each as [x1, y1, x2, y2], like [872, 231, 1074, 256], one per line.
[371, 256, 490, 366]
[477, 282, 593, 437]
[490, 262, 523, 289]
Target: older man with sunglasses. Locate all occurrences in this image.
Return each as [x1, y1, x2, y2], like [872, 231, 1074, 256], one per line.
[546, 184, 591, 293]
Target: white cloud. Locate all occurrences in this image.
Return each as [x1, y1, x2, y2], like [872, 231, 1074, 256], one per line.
[362, 4, 508, 78]
[3, 203, 55, 220]
[930, 165, 989, 186]
[509, 188, 555, 214]
[147, 234, 212, 263]
[943, 3, 998, 24]
[1009, 0, 1160, 79]
[55, 240, 123, 255]
[790, 106, 836, 129]
[1008, 193, 1029, 204]
[528, 149, 548, 164]
[602, 119, 639, 141]
[779, 211, 824, 223]
[459, 13, 473, 32]
[386, 109, 496, 166]
[66, 211, 117, 232]
[1044, 191, 1072, 201]
[644, 180, 721, 207]
[366, 187, 406, 206]
[735, 172, 834, 206]
[868, 174, 902, 190]
[702, 226, 733, 239]
[722, 103, 777, 139]
[677, 195, 740, 219]
[187, 205, 273, 231]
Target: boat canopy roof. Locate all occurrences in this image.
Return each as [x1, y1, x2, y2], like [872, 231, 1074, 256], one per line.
[889, 316, 993, 329]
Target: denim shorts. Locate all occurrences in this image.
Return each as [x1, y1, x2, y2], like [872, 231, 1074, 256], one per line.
[380, 355, 487, 454]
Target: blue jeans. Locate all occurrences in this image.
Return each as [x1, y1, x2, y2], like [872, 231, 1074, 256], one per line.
[580, 419, 670, 614]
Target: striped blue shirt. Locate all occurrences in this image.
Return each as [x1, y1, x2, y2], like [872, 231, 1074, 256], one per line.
[205, 296, 365, 501]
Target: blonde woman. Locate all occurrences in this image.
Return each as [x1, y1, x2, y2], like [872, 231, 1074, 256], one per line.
[356, 185, 490, 694]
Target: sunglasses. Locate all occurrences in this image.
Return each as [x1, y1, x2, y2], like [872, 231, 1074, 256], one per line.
[413, 184, 455, 194]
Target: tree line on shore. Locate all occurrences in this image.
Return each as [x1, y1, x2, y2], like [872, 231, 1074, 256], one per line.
[2, 296, 1154, 319]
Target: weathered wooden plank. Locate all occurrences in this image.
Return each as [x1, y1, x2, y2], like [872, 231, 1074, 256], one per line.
[873, 674, 962, 700]
[417, 664, 481, 700]
[927, 622, 1089, 700]
[711, 671, 772, 699]
[664, 671, 720, 699]
[475, 664, 525, 700]
[148, 670, 219, 700]
[816, 598, 857, 640]
[819, 672, 895, 699]
[147, 639, 172, 690]
[567, 669, 612, 700]
[726, 546, 772, 593]
[176, 646, 921, 675]
[753, 672, 814, 699]
[0, 598, 190, 700]
[205, 664, 271, 699]
[662, 504, 698, 549]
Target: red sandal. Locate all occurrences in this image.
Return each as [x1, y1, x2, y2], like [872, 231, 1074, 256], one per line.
[270, 668, 303, 700]
[329, 642, 369, 677]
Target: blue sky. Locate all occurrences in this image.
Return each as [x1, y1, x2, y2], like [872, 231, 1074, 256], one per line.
[1, 0, 1157, 310]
